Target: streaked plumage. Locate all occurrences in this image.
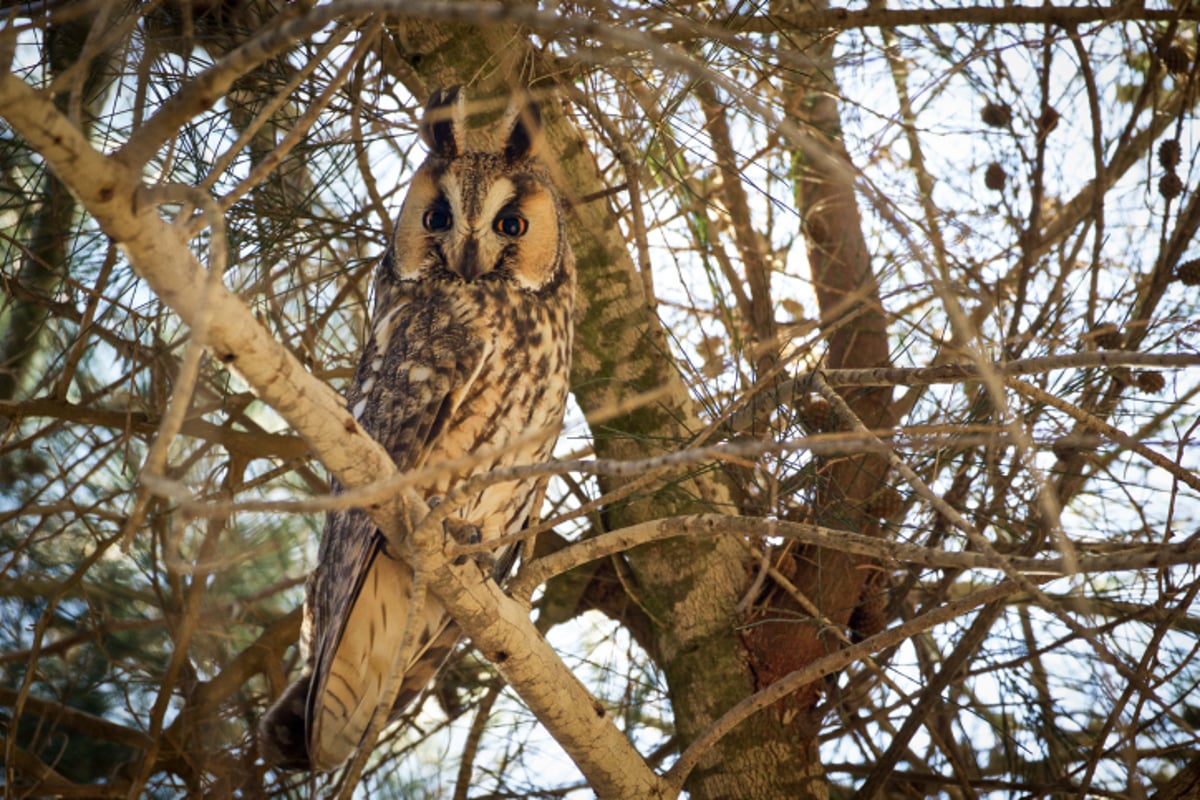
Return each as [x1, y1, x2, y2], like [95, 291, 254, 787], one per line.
[258, 87, 574, 772]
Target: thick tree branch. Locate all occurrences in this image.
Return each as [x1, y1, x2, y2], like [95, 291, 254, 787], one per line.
[672, 6, 1199, 36]
[0, 73, 394, 493]
[407, 513, 673, 798]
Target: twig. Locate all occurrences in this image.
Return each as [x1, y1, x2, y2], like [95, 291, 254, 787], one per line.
[122, 183, 228, 549]
[452, 682, 503, 800]
[1007, 376, 1200, 494]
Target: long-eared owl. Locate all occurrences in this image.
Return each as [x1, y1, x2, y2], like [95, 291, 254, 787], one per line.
[258, 86, 575, 773]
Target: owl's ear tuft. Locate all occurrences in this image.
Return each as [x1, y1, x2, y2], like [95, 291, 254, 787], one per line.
[420, 85, 467, 158]
[503, 96, 543, 163]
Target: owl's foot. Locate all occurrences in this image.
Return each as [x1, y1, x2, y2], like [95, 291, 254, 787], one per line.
[442, 517, 493, 569]
[426, 496, 493, 570]
[443, 517, 481, 546]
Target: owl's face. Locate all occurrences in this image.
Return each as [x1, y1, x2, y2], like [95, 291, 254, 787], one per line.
[383, 87, 569, 296]
[390, 156, 564, 293]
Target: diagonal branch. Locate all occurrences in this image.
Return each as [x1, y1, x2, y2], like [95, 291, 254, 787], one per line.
[0, 73, 393, 493]
[407, 512, 673, 798]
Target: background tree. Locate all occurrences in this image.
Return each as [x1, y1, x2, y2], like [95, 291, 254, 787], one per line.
[2, 1, 1199, 798]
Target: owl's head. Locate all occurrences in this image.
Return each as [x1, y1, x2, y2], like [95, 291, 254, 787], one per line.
[383, 87, 571, 295]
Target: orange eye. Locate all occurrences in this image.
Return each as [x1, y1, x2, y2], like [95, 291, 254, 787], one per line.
[423, 208, 452, 232]
[493, 214, 528, 237]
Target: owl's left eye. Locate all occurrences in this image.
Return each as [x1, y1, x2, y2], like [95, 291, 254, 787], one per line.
[493, 214, 528, 237]
[423, 207, 452, 232]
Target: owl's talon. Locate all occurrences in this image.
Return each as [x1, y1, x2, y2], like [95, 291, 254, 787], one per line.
[443, 518, 484, 566]
[442, 518, 481, 545]
[442, 519, 496, 571]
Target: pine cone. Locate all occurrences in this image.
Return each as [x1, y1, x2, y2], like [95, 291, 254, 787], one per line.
[1159, 140, 1182, 170]
[984, 162, 1006, 191]
[1052, 434, 1090, 461]
[1162, 44, 1190, 75]
[1176, 258, 1200, 285]
[1036, 107, 1060, 139]
[1091, 324, 1123, 350]
[1159, 172, 1184, 200]
[981, 102, 1012, 128]
[799, 397, 836, 432]
[1135, 371, 1166, 394]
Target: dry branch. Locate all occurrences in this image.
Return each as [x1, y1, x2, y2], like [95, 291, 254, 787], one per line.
[511, 514, 1200, 601]
[0, 397, 308, 459]
[0, 687, 154, 751]
[666, 579, 1021, 792]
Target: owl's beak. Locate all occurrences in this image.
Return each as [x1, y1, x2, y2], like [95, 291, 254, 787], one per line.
[452, 238, 491, 281]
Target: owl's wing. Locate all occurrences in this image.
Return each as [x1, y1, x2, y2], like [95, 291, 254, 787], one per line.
[304, 304, 488, 772]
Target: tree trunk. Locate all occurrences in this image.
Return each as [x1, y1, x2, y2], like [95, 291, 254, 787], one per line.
[733, 0, 897, 771]
[386, 16, 830, 799]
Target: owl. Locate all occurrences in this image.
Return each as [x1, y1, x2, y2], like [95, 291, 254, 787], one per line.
[258, 86, 575, 773]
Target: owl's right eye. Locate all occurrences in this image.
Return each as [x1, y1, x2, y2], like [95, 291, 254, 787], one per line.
[422, 207, 452, 232]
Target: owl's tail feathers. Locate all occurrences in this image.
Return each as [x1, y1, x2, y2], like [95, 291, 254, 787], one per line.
[307, 547, 448, 773]
[258, 674, 312, 770]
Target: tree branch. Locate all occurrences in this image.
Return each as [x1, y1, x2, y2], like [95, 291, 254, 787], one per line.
[0, 397, 309, 459]
[0, 72, 395, 495]
[407, 512, 673, 798]
[0, 687, 154, 751]
[511, 514, 1200, 601]
[706, 6, 1198, 34]
[666, 580, 1021, 793]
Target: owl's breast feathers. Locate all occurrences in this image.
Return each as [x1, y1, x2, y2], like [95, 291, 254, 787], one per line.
[358, 277, 571, 516]
[262, 272, 572, 772]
